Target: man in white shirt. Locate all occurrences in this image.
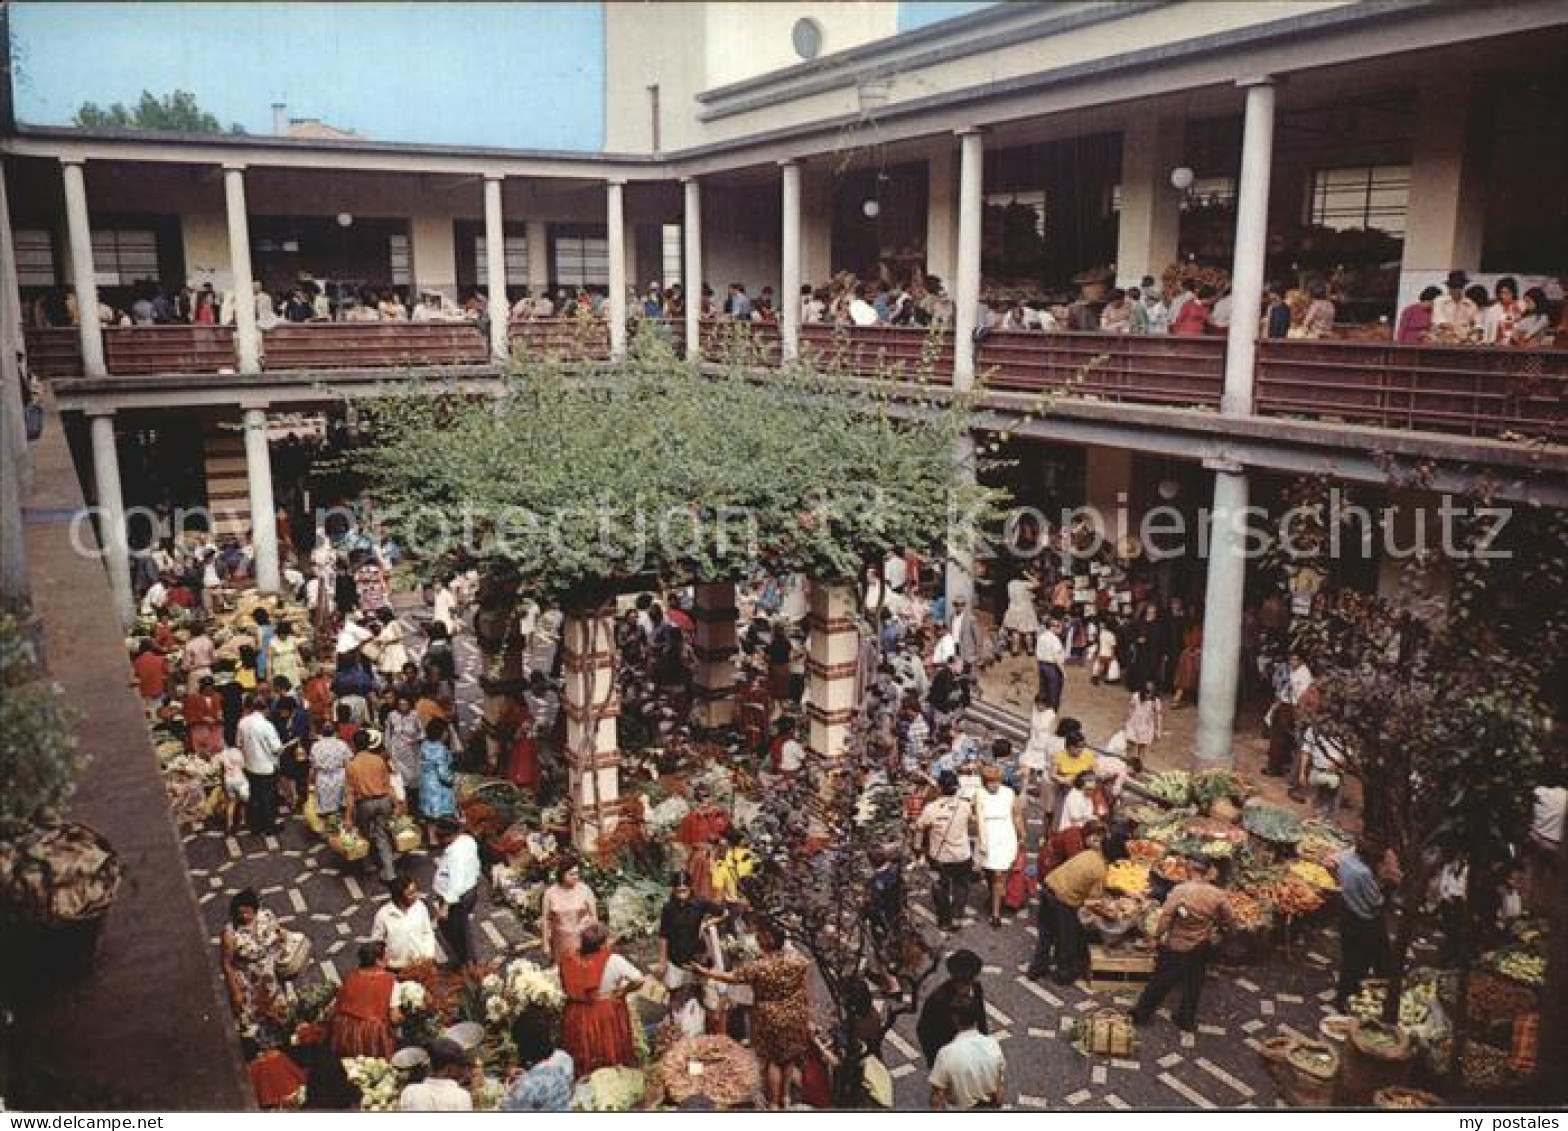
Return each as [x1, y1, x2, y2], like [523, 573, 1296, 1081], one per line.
[929, 991, 1004, 1109]
[139, 576, 169, 616]
[398, 1039, 475, 1112]
[848, 285, 880, 327]
[372, 874, 441, 969]
[949, 596, 983, 670]
[931, 627, 959, 667]
[883, 551, 909, 594]
[236, 694, 283, 834]
[1035, 615, 1066, 711]
[1431, 270, 1471, 334]
[432, 816, 481, 967]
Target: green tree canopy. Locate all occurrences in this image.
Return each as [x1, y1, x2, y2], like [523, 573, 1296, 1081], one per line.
[353, 327, 1010, 602]
[73, 90, 244, 134]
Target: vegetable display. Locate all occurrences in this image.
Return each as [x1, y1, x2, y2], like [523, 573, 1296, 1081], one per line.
[1105, 860, 1151, 895]
[1241, 803, 1304, 845]
[1143, 771, 1193, 807]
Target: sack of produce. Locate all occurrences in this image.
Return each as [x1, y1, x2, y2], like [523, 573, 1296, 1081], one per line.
[1281, 1039, 1340, 1107]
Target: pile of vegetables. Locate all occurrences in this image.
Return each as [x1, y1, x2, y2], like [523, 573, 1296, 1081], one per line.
[1142, 771, 1193, 807]
[1191, 769, 1249, 812]
[1224, 891, 1269, 932]
[1252, 876, 1324, 917]
[1287, 860, 1339, 891]
[1466, 972, 1537, 1025]
[1241, 803, 1304, 845]
[1105, 860, 1151, 895]
[1488, 949, 1545, 987]
[1346, 981, 1433, 1029]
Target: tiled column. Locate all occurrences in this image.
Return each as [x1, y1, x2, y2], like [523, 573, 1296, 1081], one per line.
[805, 579, 860, 761]
[691, 582, 739, 727]
[562, 603, 621, 850]
[87, 409, 134, 625]
[60, 159, 106, 378]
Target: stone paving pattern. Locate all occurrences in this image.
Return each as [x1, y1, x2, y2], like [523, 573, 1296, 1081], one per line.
[181, 612, 1357, 1109]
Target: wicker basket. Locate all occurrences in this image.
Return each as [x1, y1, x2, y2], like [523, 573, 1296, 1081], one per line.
[1280, 1039, 1340, 1107]
[1340, 1019, 1413, 1105]
[1373, 1086, 1441, 1109]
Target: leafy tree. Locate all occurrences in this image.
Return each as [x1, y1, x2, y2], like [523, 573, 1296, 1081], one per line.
[0, 612, 85, 836]
[73, 90, 243, 135]
[1283, 481, 1566, 1047]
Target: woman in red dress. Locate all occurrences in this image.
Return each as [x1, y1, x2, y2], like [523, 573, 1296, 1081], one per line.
[675, 784, 729, 904]
[184, 675, 225, 755]
[328, 941, 401, 1059]
[560, 924, 643, 1075]
[500, 699, 540, 792]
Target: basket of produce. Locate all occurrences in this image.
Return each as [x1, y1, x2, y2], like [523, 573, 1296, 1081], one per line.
[1255, 876, 1324, 919]
[1241, 802, 1304, 845]
[1082, 895, 1149, 945]
[1340, 1019, 1414, 1104]
[1318, 1014, 1356, 1045]
[1281, 1039, 1340, 1107]
[1141, 771, 1193, 807]
[1216, 892, 1271, 965]
[1153, 855, 1193, 884]
[1461, 1042, 1510, 1093]
[328, 826, 371, 862]
[390, 815, 423, 855]
[1125, 838, 1165, 864]
[1259, 1035, 1297, 1086]
[1373, 1086, 1441, 1109]
[1486, 948, 1545, 988]
[1467, 970, 1537, 1028]
[1190, 769, 1249, 814]
[1287, 860, 1339, 892]
[1105, 860, 1151, 896]
[646, 1035, 762, 1109]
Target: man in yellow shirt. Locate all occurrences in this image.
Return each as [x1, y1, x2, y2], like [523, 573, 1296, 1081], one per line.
[1028, 823, 1127, 984]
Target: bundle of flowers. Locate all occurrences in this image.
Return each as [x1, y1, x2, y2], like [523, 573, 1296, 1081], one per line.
[394, 981, 428, 1014]
[646, 795, 693, 839]
[1287, 859, 1339, 891]
[1105, 860, 1151, 895]
[476, 959, 566, 1028]
[607, 878, 672, 943]
[328, 826, 370, 861]
[342, 1056, 400, 1111]
[490, 864, 546, 931]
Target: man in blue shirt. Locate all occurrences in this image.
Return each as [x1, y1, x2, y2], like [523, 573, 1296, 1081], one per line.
[1334, 838, 1391, 1010]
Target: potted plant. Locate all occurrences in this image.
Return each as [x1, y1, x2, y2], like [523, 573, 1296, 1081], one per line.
[0, 611, 122, 984]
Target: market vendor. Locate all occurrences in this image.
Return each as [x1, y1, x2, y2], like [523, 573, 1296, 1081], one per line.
[676, 783, 730, 903]
[1130, 855, 1234, 1032]
[656, 871, 726, 1013]
[1027, 822, 1126, 984]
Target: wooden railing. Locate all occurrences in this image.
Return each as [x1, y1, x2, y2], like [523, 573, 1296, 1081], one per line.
[1255, 338, 1568, 442]
[701, 319, 783, 365]
[22, 327, 84, 378]
[509, 316, 611, 360]
[103, 325, 238, 375]
[978, 330, 1226, 409]
[263, 321, 488, 370]
[798, 324, 953, 381]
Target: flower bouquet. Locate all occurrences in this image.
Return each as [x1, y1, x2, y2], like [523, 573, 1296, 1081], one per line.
[343, 1056, 400, 1111]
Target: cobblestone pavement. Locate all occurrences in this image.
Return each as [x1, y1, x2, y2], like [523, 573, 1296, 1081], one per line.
[182, 607, 1355, 1109]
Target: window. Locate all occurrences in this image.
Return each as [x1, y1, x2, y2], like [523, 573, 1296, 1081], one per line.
[472, 233, 529, 286]
[389, 233, 412, 286]
[984, 190, 1046, 237]
[1189, 177, 1235, 208]
[88, 228, 159, 286]
[1308, 164, 1410, 236]
[14, 229, 57, 286]
[661, 223, 682, 289]
[553, 233, 608, 287]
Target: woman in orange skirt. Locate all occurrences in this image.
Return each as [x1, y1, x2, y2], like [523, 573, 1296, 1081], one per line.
[183, 675, 225, 755]
[559, 924, 643, 1075]
[500, 699, 540, 792]
[329, 941, 401, 1059]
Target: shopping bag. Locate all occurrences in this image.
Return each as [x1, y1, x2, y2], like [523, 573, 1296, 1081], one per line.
[303, 794, 328, 836]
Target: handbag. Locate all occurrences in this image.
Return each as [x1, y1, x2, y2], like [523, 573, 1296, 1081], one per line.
[278, 930, 313, 979]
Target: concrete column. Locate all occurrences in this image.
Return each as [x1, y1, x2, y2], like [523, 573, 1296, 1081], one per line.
[242, 405, 281, 594]
[952, 129, 984, 391]
[562, 604, 621, 850]
[60, 159, 106, 378]
[409, 213, 459, 307]
[682, 178, 702, 360]
[1400, 77, 1486, 310]
[780, 160, 802, 361]
[692, 582, 739, 727]
[482, 175, 511, 361]
[1194, 77, 1275, 768]
[606, 179, 628, 360]
[525, 219, 551, 299]
[1115, 114, 1183, 287]
[88, 410, 134, 625]
[222, 164, 261, 374]
[925, 140, 957, 285]
[1194, 463, 1250, 768]
[1219, 78, 1275, 417]
[805, 579, 860, 761]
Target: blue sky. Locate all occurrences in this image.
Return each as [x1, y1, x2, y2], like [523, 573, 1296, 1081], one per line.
[9, 1, 608, 150]
[897, 0, 995, 33]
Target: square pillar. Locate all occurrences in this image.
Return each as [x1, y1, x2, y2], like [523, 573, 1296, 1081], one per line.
[410, 213, 459, 307]
[691, 582, 739, 727]
[223, 165, 261, 374]
[1115, 115, 1183, 288]
[562, 604, 621, 851]
[60, 159, 106, 378]
[805, 579, 860, 761]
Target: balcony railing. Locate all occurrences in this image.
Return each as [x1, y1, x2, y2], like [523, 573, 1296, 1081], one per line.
[978, 330, 1226, 409]
[24, 321, 1565, 444]
[1255, 338, 1568, 442]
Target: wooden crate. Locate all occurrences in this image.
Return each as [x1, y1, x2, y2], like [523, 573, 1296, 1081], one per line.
[1088, 944, 1155, 995]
